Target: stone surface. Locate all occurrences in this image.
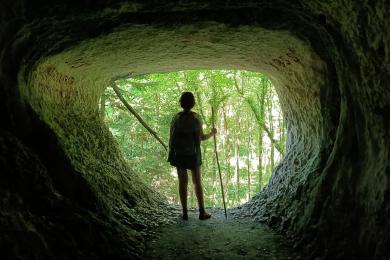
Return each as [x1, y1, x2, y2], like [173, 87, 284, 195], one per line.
[143, 207, 298, 260]
[0, 1, 389, 259]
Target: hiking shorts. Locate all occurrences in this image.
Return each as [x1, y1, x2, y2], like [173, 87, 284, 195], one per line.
[168, 150, 202, 170]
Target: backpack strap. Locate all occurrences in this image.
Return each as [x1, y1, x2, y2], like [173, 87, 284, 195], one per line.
[173, 111, 194, 130]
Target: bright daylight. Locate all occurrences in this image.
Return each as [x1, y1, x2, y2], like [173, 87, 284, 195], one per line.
[103, 70, 286, 208]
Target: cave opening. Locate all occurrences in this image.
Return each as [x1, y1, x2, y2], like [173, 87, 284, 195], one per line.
[19, 20, 328, 259]
[103, 69, 286, 209]
[24, 21, 325, 213]
[1, 1, 388, 259]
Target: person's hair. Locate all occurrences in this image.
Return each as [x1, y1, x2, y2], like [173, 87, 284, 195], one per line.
[180, 92, 195, 111]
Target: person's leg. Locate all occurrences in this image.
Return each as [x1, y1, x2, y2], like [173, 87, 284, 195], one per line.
[177, 167, 188, 220]
[191, 167, 211, 220]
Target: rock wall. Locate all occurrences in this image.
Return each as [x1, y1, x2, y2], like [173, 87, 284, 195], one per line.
[0, 1, 388, 259]
[247, 1, 390, 259]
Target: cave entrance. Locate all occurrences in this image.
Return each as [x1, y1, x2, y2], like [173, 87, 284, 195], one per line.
[102, 69, 286, 208]
[26, 22, 325, 211]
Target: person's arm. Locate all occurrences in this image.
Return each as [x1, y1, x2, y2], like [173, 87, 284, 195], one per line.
[196, 114, 217, 141]
[169, 114, 177, 149]
[200, 128, 217, 141]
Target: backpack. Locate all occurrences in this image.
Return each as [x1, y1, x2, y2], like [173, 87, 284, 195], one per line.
[171, 112, 198, 156]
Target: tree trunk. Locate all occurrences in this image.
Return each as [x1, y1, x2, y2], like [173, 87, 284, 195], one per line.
[112, 84, 167, 151]
[247, 119, 251, 201]
[256, 86, 266, 192]
[235, 140, 240, 203]
[258, 128, 263, 192]
[190, 188, 195, 208]
[222, 104, 231, 200]
[236, 78, 283, 155]
[268, 95, 275, 170]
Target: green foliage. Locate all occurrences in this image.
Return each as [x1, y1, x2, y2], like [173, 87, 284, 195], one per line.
[103, 70, 286, 208]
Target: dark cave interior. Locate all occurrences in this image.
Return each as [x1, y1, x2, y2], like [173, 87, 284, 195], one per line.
[0, 1, 389, 259]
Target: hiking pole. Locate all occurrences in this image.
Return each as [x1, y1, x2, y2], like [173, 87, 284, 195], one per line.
[211, 106, 227, 220]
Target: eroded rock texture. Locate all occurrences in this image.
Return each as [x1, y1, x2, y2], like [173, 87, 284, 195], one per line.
[0, 1, 389, 259]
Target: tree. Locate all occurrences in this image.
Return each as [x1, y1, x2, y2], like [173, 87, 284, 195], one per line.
[103, 69, 286, 208]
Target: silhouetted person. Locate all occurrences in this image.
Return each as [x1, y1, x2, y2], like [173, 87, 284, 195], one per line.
[168, 92, 217, 220]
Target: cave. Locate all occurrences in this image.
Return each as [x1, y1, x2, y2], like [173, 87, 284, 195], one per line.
[0, 1, 389, 259]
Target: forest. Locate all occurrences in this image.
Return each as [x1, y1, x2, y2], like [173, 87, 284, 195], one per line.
[102, 70, 286, 208]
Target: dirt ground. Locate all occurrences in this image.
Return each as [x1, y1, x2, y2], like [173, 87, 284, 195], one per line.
[142, 207, 299, 260]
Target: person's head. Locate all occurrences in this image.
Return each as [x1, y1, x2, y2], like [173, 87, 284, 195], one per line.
[180, 92, 195, 111]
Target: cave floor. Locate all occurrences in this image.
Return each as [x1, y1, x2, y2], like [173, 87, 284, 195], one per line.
[142, 207, 298, 260]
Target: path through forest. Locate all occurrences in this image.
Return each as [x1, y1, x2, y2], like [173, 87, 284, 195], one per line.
[143, 207, 299, 259]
